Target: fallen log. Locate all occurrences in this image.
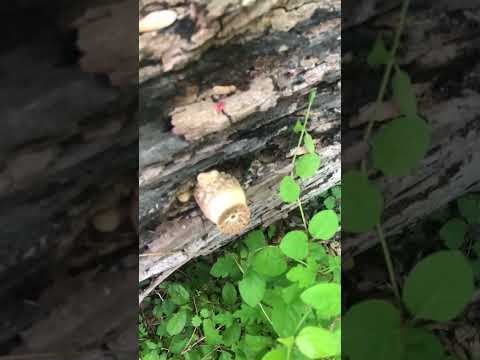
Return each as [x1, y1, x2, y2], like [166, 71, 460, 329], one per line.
[139, 0, 341, 283]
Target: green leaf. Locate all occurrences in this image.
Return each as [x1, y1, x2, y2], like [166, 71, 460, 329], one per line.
[343, 300, 404, 360]
[143, 351, 161, 360]
[203, 319, 222, 345]
[439, 218, 467, 249]
[294, 120, 304, 133]
[244, 230, 267, 252]
[244, 334, 273, 356]
[295, 153, 321, 180]
[404, 328, 445, 360]
[308, 210, 339, 240]
[238, 271, 266, 307]
[279, 230, 309, 261]
[279, 176, 301, 204]
[331, 185, 341, 199]
[166, 311, 187, 336]
[267, 224, 277, 239]
[222, 282, 238, 305]
[169, 334, 189, 354]
[262, 348, 287, 360]
[210, 255, 236, 278]
[214, 312, 234, 327]
[281, 284, 301, 304]
[286, 265, 316, 289]
[167, 284, 190, 305]
[295, 326, 340, 359]
[200, 308, 210, 318]
[191, 315, 202, 327]
[367, 36, 391, 67]
[392, 69, 417, 116]
[372, 115, 430, 176]
[328, 256, 341, 283]
[300, 283, 341, 318]
[304, 133, 315, 153]
[323, 196, 336, 209]
[271, 299, 303, 337]
[253, 246, 288, 277]
[309, 243, 327, 262]
[457, 194, 480, 224]
[343, 170, 383, 233]
[402, 250, 475, 321]
[224, 321, 241, 346]
[219, 352, 233, 360]
[184, 351, 201, 360]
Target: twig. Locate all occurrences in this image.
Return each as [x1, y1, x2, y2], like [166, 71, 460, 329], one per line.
[139, 260, 188, 304]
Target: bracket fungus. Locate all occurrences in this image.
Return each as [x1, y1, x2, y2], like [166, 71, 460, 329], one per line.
[194, 170, 250, 235]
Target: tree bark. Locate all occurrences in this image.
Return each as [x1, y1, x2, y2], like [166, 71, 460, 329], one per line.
[139, 0, 341, 282]
[0, 0, 137, 355]
[342, 1, 480, 257]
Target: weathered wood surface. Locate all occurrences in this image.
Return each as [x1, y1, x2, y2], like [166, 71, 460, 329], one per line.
[139, 0, 341, 282]
[342, 1, 480, 256]
[0, 0, 137, 355]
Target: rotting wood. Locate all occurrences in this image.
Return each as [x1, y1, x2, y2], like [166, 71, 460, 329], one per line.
[139, 0, 341, 284]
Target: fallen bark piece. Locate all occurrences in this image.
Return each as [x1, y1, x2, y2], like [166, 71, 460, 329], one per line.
[171, 77, 278, 140]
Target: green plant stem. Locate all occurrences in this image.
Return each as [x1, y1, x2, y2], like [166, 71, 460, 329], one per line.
[259, 303, 275, 329]
[290, 91, 316, 177]
[361, 0, 411, 173]
[297, 198, 308, 231]
[295, 308, 312, 334]
[376, 224, 401, 302]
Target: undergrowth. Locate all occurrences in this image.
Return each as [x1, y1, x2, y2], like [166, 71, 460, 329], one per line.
[343, 0, 479, 359]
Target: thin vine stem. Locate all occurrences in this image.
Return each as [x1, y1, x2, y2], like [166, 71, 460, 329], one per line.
[290, 90, 316, 177]
[376, 224, 401, 302]
[361, 0, 411, 304]
[361, 0, 411, 173]
[297, 198, 308, 231]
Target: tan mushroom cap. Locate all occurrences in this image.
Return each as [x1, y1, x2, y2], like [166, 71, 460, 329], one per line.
[194, 170, 250, 235]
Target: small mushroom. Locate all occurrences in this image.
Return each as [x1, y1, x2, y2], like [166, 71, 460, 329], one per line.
[194, 170, 250, 235]
[139, 10, 177, 33]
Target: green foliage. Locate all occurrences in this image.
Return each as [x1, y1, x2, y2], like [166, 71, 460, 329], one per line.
[439, 218, 467, 249]
[344, 1, 479, 359]
[367, 36, 391, 67]
[392, 69, 417, 116]
[342, 170, 383, 233]
[402, 251, 474, 322]
[308, 210, 339, 241]
[295, 153, 321, 180]
[139, 90, 341, 360]
[279, 176, 300, 204]
[280, 230, 309, 261]
[343, 300, 404, 360]
[372, 115, 430, 176]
